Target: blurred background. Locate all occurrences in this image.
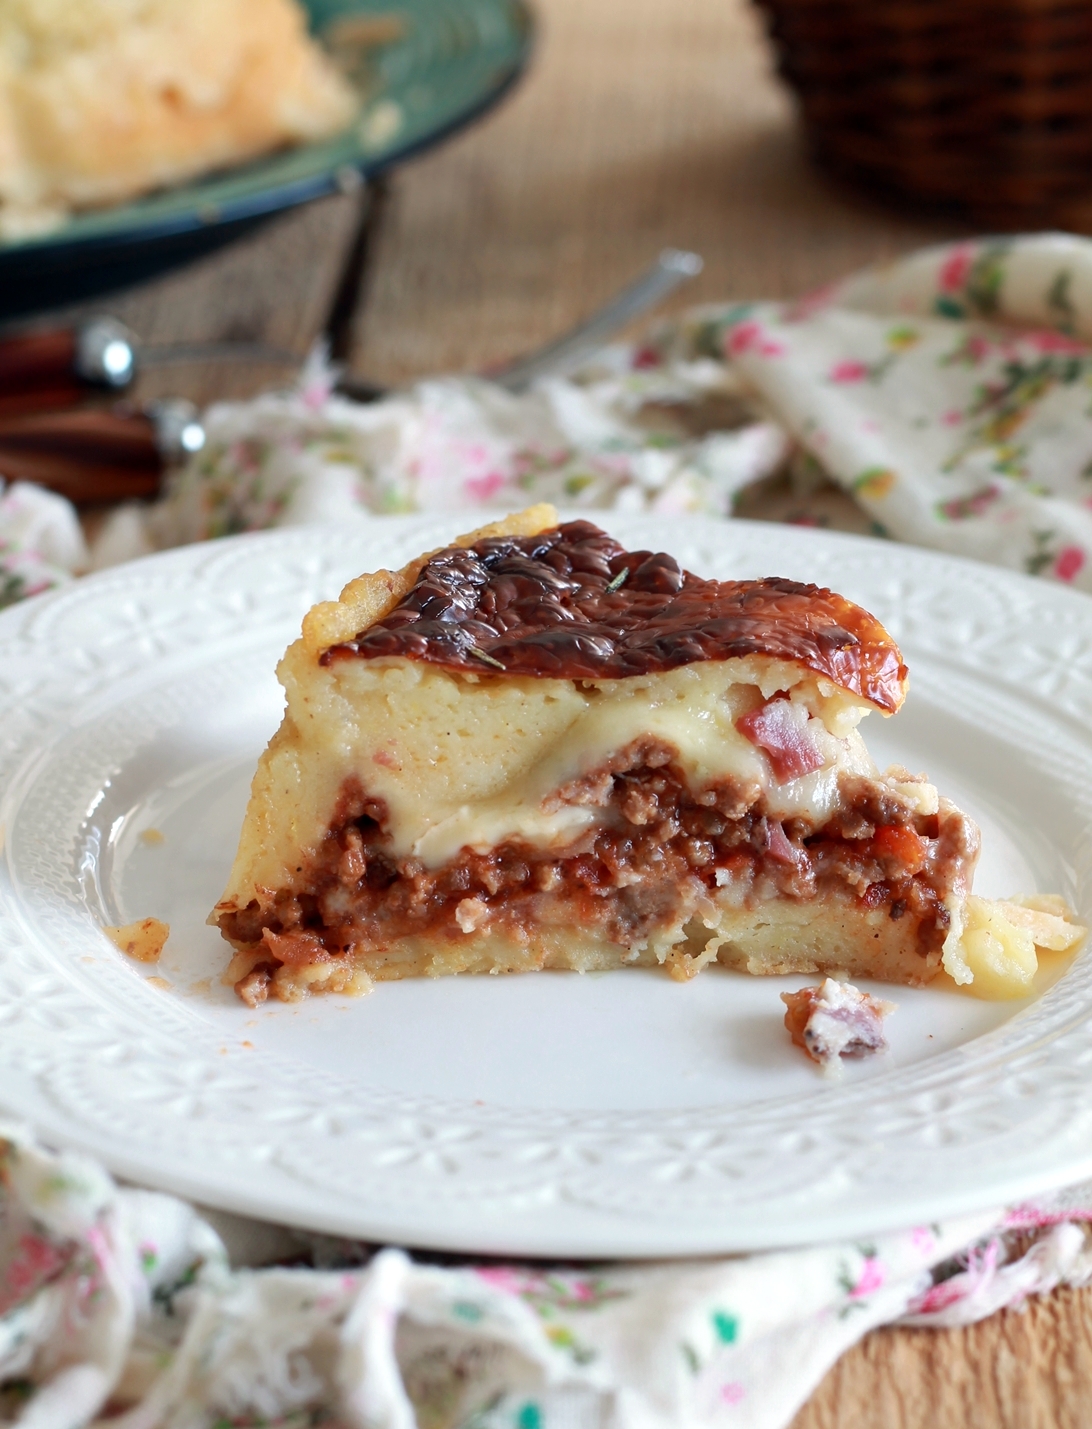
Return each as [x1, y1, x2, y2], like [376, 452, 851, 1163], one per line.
[0, 0, 987, 411]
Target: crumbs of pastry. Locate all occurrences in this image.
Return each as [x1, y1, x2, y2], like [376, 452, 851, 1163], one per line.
[104, 917, 170, 963]
[222, 946, 373, 1007]
[782, 979, 895, 1070]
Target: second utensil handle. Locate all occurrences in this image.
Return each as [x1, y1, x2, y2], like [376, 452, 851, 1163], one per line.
[0, 408, 161, 504]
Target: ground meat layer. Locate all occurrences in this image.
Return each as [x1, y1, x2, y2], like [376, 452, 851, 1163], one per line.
[217, 743, 979, 1004]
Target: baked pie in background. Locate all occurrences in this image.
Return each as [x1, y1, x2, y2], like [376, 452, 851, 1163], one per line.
[0, 0, 356, 238]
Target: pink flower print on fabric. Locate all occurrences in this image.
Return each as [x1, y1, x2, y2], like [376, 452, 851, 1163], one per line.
[76, 1222, 112, 1312]
[411, 420, 515, 506]
[720, 1382, 746, 1406]
[301, 377, 332, 412]
[565, 1278, 598, 1304]
[725, 320, 785, 360]
[829, 360, 870, 384]
[1053, 545, 1085, 581]
[464, 472, 508, 501]
[0, 1232, 72, 1316]
[910, 1226, 937, 1258]
[908, 1276, 970, 1317]
[474, 1266, 528, 1297]
[229, 439, 263, 476]
[939, 244, 976, 294]
[964, 335, 991, 363]
[782, 281, 838, 323]
[1005, 1204, 1092, 1230]
[937, 486, 1002, 522]
[1025, 329, 1087, 356]
[849, 1256, 886, 1300]
[907, 1239, 1001, 1317]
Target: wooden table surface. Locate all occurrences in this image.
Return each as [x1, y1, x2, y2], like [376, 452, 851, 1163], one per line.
[43, 0, 1092, 1421]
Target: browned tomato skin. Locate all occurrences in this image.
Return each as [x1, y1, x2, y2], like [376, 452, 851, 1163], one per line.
[322, 520, 908, 712]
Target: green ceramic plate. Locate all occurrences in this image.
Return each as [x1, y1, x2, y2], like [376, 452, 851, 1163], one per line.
[0, 0, 532, 318]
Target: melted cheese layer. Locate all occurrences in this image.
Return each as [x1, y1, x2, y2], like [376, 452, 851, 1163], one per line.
[221, 646, 910, 910]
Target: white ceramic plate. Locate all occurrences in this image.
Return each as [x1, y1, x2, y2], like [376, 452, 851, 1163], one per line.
[3, 514, 1092, 1258]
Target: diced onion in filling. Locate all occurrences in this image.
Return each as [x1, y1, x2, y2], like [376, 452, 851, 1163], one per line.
[736, 697, 825, 782]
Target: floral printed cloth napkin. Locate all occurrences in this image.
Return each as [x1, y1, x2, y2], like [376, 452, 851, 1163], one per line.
[4, 1124, 1092, 1429]
[9, 232, 1092, 602]
[9, 234, 1092, 1428]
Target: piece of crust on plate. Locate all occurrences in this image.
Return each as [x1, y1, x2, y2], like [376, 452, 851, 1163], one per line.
[211, 505, 1012, 1005]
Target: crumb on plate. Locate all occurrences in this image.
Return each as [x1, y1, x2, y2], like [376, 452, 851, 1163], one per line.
[781, 978, 895, 1066]
[103, 917, 170, 963]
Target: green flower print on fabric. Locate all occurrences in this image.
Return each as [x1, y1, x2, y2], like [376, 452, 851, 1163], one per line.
[1047, 270, 1078, 335]
[827, 326, 921, 387]
[0, 558, 61, 608]
[836, 1244, 886, 1317]
[712, 1310, 739, 1344]
[942, 348, 1092, 483]
[692, 305, 756, 360]
[1, 568, 32, 608]
[853, 468, 898, 501]
[184, 439, 297, 537]
[677, 1308, 742, 1378]
[473, 1267, 629, 1368]
[934, 242, 1011, 320]
[152, 1259, 200, 1316]
[1025, 530, 1086, 582]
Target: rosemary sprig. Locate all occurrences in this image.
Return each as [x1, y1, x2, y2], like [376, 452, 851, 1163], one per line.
[605, 566, 629, 593]
[469, 645, 506, 670]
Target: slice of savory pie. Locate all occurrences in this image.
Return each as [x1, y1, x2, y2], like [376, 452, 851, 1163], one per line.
[212, 505, 1080, 1005]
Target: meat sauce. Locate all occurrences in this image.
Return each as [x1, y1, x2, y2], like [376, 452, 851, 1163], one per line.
[220, 745, 975, 991]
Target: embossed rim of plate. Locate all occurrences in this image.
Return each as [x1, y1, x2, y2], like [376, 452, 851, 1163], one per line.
[3, 514, 1092, 1258]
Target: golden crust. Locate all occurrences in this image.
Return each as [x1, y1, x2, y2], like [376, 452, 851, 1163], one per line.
[300, 503, 559, 656]
[699, 899, 946, 986]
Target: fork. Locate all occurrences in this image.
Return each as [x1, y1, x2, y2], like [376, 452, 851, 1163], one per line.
[0, 249, 703, 503]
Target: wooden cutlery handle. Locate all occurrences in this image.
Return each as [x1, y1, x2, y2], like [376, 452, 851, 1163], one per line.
[0, 408, 163, 504]
[0, 328, 87, 417]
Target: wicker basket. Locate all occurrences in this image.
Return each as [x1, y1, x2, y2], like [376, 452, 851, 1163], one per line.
[754, 0, 1092, 224]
